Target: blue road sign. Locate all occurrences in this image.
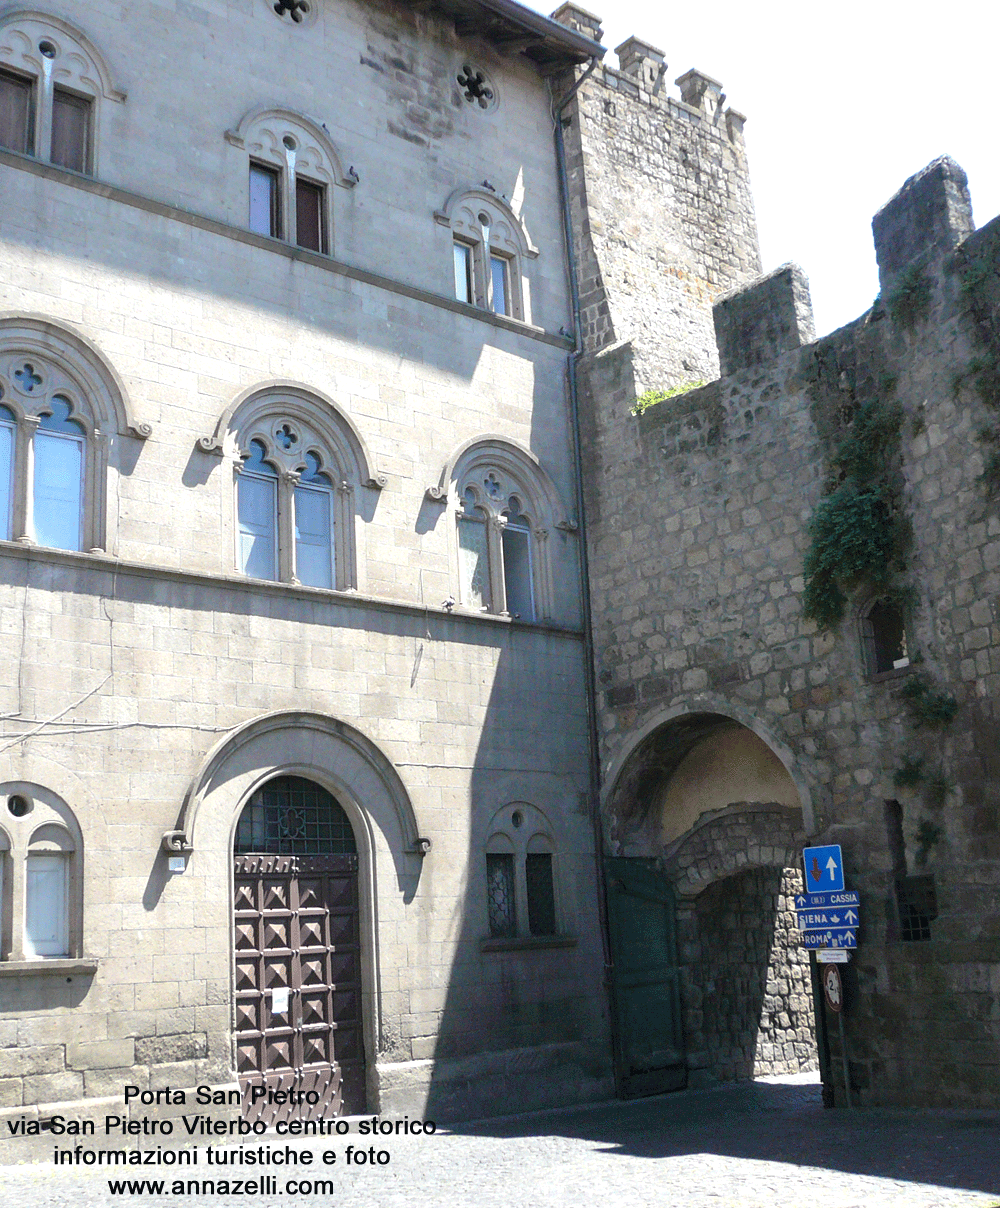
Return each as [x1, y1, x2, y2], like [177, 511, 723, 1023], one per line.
[794, 890, 860, 910]
[796, 906, 861, 931]
[800, 928, 858, 950]
[803, 844, 845, 893]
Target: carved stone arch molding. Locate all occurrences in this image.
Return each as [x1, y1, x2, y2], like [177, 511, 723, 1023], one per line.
[0, 10, 127, 101]
[0, 315, 150, 552]
[199, 380, 382, 488]
[434, 186, 538, 260]
[661, 803, 807, 900]
[165, 711, 429, 870]
[225, 105, 356, 191]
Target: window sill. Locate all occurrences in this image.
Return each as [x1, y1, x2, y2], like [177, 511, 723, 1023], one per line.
[867, 662, 915, 685]
[480, 935, 577, 953]
[0, 958, 98, 978]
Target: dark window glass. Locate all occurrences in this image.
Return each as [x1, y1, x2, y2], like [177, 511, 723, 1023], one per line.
[234, 775, 356, 855]
[249, 163, 280, 237]
[486, 853, 516, 937]
[50, 88, 91, 173]
[526, 853, 556, 936]
[0, 69, 33, 155]
[295, 177, 324, 252]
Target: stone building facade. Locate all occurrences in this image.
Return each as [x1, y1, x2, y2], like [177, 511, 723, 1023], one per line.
[0, 0, 619, 1128]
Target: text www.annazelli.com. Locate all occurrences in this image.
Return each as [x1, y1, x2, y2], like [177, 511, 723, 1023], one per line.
[109, 1177, 353, 1195]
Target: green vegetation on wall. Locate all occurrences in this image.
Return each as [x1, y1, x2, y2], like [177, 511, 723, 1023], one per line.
[631, 380, 707, 416]
[802, 392, 909, 628]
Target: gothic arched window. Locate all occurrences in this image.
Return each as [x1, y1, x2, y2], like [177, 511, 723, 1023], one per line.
[226, 107, 356, 254]
[0, 786, 84, 962]
[204, 383, 384, 592]
[429, 438, 577, 624]
[435, 186, 538, 322]
[484, 802, 558, 941]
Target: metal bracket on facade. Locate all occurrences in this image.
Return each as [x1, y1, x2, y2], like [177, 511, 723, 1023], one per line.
[161, 829, 194, 855]
[407, 837, 432, 856]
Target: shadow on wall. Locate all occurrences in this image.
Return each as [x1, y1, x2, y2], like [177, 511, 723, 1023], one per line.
[693, 866, 817, 1084]
[419, 628, 612, 1122]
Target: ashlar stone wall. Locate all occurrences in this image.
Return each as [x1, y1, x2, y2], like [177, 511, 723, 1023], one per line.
[583, 156, 1000, 1107]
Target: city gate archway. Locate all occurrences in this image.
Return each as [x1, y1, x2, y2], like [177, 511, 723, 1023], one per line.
[604, 712, 819, 1092]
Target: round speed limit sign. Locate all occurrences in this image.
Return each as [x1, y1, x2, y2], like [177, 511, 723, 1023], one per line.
[822, 963, 843, 1013]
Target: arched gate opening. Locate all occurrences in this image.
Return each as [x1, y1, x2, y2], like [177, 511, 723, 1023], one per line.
[604, 712, 819, 1094]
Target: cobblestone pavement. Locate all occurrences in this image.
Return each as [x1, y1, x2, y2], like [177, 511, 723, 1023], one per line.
[2, 1076, 998, 1208]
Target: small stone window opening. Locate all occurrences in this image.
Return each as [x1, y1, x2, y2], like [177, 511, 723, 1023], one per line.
[896, 875, 937, 942]
[861, 598, 909, 677]
[1, 790, 82, 963]
[486, 852, 516, 937]
[247, 159, 327, 252]
[457, 65, 494, 109]
[526, 852, 556, 936]
[484, 803, 561, 943]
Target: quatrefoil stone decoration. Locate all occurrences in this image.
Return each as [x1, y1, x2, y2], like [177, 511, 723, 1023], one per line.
[484, 472, 503, 500]
[273, 0, 310, 21]
[274, 423, 299, 450]
[457, 65, 495, 109]
[14, 363, 42, 393]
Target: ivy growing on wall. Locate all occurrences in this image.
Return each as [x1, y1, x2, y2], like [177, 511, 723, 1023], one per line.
[802, 388, 909, 628]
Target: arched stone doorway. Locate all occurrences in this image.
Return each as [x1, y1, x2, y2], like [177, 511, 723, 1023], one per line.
[232, 774, 365, 1124]
[604, 711, 819, 1093]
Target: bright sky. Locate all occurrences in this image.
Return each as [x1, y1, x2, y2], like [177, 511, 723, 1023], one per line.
[524, 0, 997, 337]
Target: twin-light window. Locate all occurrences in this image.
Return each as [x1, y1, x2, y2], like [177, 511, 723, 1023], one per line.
[249, 160, 326, 254]
[453, 239, 513, 317]
[457, 482, 535, 621]
[0, 66, 91, 174]
[237, 436, 338, 590]
[0, 387, 87, 553]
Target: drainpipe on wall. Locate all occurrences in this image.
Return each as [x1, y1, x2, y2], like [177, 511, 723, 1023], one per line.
[550, 57, 616, 999]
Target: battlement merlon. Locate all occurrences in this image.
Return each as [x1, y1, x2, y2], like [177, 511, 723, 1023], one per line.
[872, 155, 974, 297]
[616, 37, 666, 93]
[713, 263, 816, 377]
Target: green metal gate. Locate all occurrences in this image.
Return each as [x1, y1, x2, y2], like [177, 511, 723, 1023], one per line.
[606, 858, 686, 1097]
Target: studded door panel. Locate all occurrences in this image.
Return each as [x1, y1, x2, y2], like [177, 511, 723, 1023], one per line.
[234, 853, 364, 1123]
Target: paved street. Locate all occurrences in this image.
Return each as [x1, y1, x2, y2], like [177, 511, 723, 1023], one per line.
[2, 1075, 998, 1208]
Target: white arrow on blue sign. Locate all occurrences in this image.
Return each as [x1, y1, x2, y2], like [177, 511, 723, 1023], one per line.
[802, 844, 845, 893]
[796, 907, 860, 930]
[795, 890, 859, 909]
[800, 928, 857, 949]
